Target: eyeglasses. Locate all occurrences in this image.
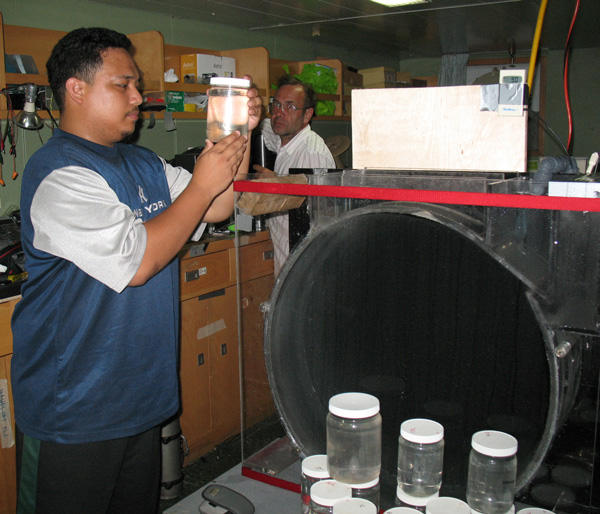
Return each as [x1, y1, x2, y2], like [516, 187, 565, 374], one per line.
[268, 99, 308, 116]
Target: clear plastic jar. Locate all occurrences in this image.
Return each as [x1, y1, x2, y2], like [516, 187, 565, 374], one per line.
[466, 431, 518, 514]
[310, 480, 352, 514]
[332, 498, 377, 514]
[384, 508, 424, 514]
[302, 455, 330, 514]
[397, 418, 444, 506]
[206, 77, 250, 142]
[352, 476, 380, 510]
[326, 392, 382, 484]
[425, 497, 471, 514]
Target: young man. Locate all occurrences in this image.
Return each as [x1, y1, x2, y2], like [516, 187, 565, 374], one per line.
[11, 27, 261, 514]
[253, 75, 335, 275]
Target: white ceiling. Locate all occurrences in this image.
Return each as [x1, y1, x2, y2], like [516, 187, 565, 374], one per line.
[89, 0, 599, 60]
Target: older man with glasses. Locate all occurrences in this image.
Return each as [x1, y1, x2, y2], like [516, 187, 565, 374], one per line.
[253, 74, 335, 276]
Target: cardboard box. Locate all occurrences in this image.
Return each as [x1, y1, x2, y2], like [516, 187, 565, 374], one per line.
[165, 91, 185, 112]
[396, 71, 411, 85]
[180, 54, 236, 84]
[358, 66, 396, 86]
[364, 82, 397, 89]
[344, 68, 363, 89]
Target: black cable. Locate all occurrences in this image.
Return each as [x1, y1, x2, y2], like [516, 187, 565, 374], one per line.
[528, 110, 569, 157]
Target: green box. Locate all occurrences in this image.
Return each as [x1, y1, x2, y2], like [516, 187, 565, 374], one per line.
[165, 91, 185, 112]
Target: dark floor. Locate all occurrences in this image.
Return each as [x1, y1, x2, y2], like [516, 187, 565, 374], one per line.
[159, 414, 286, 513]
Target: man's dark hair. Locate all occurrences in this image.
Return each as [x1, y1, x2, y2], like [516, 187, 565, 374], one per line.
[47, 27, 133, 111]
[277, 74, 317, 112]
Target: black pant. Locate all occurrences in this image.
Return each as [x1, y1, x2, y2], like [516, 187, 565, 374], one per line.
[16, 425, 161, 514]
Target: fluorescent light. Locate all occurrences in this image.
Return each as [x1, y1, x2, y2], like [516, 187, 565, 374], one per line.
[370, 0, 430, 6]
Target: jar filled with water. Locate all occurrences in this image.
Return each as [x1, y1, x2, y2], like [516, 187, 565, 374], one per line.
[326, 392, 382, 484]
[206, 77, 250, 142]
[466, 430, 518, 514]
[396, 418, 444, 507]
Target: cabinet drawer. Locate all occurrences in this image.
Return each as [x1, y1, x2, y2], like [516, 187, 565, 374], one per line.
[239, 240, 274, 283]
[180, 250, 235, 301]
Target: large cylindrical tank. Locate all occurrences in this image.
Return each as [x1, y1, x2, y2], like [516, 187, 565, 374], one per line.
[264, 203, 582, 502]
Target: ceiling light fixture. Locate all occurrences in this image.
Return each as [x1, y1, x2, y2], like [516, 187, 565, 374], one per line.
[369, 0, 430, 6]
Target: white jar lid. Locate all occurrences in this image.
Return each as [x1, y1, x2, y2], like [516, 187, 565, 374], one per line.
[328, 392, 380, 418]
[400, 418, 444, 444]
[472, 506, 515, 514]
[351, 476, 379, 489]
[209, 77, 251, 88]
[383, 508, 422, 514]
[332, 498, 377, 514]
[425, 497, 471, 514]
[396, 485, 439, 506]
[310, 480, 352, 506]
[516, 509, 554, 514]
[302, 455, 330, 479]
[471, 430, 518, 457]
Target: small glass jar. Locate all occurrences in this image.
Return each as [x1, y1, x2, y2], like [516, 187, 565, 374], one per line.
[326, 392, 382, 484]
[425, 497, 471, 514]
[384, 508, 424, 514]
[310, 480, 352, 514]
[332, 498, 377, 514]
[397, 418, 444, 507]
[351, 476, 380, 510]
[302, 455, 330, 514]
[206, 77, 250, 142]
[466, 430, 518, 514]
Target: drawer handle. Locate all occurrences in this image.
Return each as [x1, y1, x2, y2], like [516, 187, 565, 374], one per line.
[263, 250, 274, 261]
[185, 266, 207, 282]
[197, 353, 204, 366]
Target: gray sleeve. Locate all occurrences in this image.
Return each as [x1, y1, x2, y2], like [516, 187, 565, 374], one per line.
[161, 158, 206, 241]
[30, 166, 147, 293]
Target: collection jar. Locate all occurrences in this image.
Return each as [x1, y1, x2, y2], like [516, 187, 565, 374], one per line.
[425, 497, 471, 514]
[310, 480, 352, 514]
[206, 77, 250, 142]
[332, 498, 377, 514]
[384, 508, 423, 514]
[326, 392, 382, 484]
[396, 418, 445, 507]
[302, 455, 330, 514]
[351, 476, 380, 510]
[466, 430, 518, 514]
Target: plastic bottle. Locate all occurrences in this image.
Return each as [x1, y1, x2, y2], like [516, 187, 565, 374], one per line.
[466, 430, 518, 514]
[206, 77, 250, 142]
[332, 498, 377, 514]
[396, 418, 444, 507]
[302, 455, 330, 514]
[310, 480, 353, 514]
[326, 392, 382, 484]
[425, 497, 471, 514]
[351, 476, 380, 510]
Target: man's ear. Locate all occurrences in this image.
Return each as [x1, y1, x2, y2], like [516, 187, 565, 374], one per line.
[64, 77, 86, 106]
[303, 107, 314, 123]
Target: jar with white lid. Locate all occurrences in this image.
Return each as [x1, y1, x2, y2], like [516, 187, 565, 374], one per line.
[466, 430, 518, 514]
[310, 480, 353, 514]
[326, 392, 382, 484]
[516, 509, 554, 514]
[351, 476, 380, 510]
[302, 455, 330, 514]
[396, 418, 444, 507]
[425, 497, 471, 514]
[332, 498, 377, 514]
[384, 508, 423, 514]
[206, 77, 250, 142]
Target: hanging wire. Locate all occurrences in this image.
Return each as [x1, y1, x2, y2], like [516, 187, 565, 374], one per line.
[563, 0, 581, 155]
[527, 0, 548, 93]
[528, 110, 569, 156]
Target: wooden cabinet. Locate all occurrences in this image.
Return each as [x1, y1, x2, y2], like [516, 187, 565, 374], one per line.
[0, 298, 18, 514]
[178, 231, 274, 463]
[0, 12, 352, 122]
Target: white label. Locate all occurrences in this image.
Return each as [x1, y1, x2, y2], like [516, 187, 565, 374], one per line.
[0, 379, 15, 449]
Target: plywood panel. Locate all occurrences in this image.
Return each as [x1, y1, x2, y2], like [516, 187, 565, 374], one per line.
[352, 85, 527, 173]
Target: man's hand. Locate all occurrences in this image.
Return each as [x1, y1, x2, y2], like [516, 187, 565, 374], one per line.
[190, 131, 247, 200]
[252, 165, 277, 179]
[243, 75, 263, 132]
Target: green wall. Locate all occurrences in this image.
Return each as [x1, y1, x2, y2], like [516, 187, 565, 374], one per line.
[0, 0, 598, 210]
